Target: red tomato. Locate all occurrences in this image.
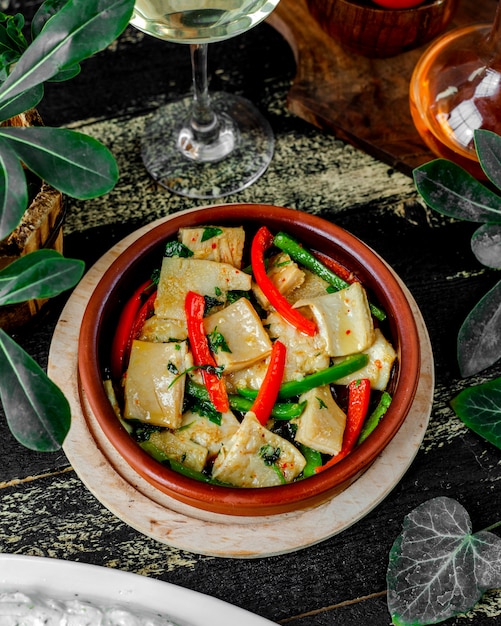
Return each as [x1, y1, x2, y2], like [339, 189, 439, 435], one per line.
[372, 0, 426, 8]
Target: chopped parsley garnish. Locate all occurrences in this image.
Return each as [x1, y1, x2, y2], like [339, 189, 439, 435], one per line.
[259, 444, 281, 466]
[208, 327, 232, 354]
[316, 397, 328, 409]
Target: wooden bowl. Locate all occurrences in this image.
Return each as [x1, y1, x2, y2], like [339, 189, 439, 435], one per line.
[307, 0, 459, 58]
[78, 204, 421, 516]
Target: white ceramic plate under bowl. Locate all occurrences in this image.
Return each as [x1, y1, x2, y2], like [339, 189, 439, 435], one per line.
[0, 554, 276, 625]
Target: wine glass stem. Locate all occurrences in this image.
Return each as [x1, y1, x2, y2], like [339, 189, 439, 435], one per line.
[189, 43, 219, 143]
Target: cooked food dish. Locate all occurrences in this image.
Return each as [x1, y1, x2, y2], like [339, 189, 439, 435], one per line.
[0, 591, 179, 625]
[105, 225, 397, 488]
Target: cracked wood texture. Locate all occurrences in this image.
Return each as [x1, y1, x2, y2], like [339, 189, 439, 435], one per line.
[1, 1, 501, 625]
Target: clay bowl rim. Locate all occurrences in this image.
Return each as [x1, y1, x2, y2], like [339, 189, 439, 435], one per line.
[78, 203, 421, 516]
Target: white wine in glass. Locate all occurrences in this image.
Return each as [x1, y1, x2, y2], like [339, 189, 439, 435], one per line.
[131, 0, 281, 198]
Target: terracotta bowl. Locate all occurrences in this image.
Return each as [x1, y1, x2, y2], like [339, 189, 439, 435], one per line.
[307, 0, 459, 58]
[78, 204, 421, 516]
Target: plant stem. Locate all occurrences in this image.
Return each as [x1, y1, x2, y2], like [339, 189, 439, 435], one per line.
[483, 520, 501, 533]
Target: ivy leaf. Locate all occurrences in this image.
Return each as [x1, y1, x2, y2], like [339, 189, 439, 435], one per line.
[471, 223, 501, 269]
[457, 279, 501, 377]
[0, 0, 135, 105]
[0, 328, 71, 451]
[0, 136, 27, 239]
[450, 377, 501, 449]
[476, 129, 501, 190]
[387, 496, 501, 626]
[0, 249, 85, 305]
[413, 160, 501, 223]
[0, 126, 119, 199]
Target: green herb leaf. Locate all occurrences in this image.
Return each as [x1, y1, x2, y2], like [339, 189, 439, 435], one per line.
[450, 377, 501, 448]
[457, 279, 501, 377]
[0, 12, 28, 82]
[413, 159, 501, 223]
[387, 496, 501, 626]
[0, 0, 135, 105]
[471, 223, 501, 269]
[476, 129, 501, 190]
[0, 329, 71, 451]
[164, 241, 193, 258]
[207, 327, 231, 354]
[201, 226, 223, 242]
[0, 249, 84, 305]
[0, 136, 27, 239]
[0, 127, 119, 199]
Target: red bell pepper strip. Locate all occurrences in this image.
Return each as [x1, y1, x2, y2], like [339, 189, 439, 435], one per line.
[130, 289, 156, 340]
[185, 290, 229, 413]
[251, 226, 317, 336]
[110, 279, 156, 380]
[314, 250, 359, 285]
[251, 340, 286, 425]
[315, 378, 371, 473]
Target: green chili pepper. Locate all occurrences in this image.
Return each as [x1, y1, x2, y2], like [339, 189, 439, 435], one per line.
[239, 353, 369, 400]
[186, 378, 306, 419]
[273, 231, 386, 321]
[357, 391, 392, 444]
[139, 441, 228, 485]
[299, 444, 323, 477]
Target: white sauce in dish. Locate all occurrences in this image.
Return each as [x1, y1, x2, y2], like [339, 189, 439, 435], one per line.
[0, 591, 181, 625]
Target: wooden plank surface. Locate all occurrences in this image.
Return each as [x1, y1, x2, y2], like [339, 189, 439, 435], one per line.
[1, 3, 501, 625]
[268, 0, 498, 175]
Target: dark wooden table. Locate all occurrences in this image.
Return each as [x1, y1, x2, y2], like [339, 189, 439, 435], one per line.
[1, 1, 500, 624]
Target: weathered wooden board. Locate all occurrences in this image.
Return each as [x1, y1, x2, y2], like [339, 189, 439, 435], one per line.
[268, 0, 498, 175]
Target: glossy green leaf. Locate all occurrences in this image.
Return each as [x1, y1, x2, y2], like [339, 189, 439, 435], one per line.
[457, 279, 501, 377]
[31, 0, 72, 38]
[471, 223, 501, 269]
[31, 0, 81, 83]
[0, 249, 84, 305]
[476, 129, 501, 190]
[387, 496, 501, 626]
[0, 12, 28, 82]
[0, 84, 44, 122]
[0, 0, 135, 105]
[0, 328, 71, 451]
[0, 136, 27, 239]
[0, 126, 119, 198]
[413, 160, 501, 223]
[450, 377, 501, 449]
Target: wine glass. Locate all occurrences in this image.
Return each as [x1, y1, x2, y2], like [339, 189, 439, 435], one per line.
[409, 2, 501, 178]
[131, 1, 281, 199]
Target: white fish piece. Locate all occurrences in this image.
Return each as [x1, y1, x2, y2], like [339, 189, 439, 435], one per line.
[212, 413, 306, 487]
[332, 328, 397, 391]
[154, 257, 252, 320]
[291, 385, 346, 456]
[204, 298, 272, 373]
[293, 282, 375, 357]
[178, 225, 246, 267]
[124, 340, 189, 428]
[265, 311, 330, 382]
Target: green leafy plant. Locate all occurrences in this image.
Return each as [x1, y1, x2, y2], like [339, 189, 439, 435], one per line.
[0, 0, 135, 451]
[387, 497, 501, 625]
[414, 130, 501, 451]
[413, 130, 501, 379]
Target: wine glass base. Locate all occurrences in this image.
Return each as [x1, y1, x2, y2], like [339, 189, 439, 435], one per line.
[141, 92, 274, 199]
